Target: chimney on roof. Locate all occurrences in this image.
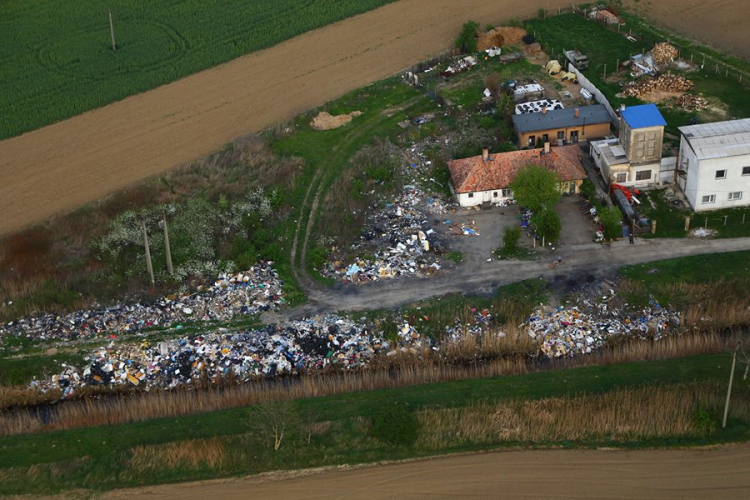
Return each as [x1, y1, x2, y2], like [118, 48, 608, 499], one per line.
[482, 148, 489, 162]
[544, 142, 551, 154]
[574, 108, 580, 118]
[542, 106, 547, 115]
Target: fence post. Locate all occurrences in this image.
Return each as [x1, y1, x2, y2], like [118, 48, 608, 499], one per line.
[743, 213, 746, 224]
[724, 215, 728, 226]
[705, 216, 708, 228]
[684, 216, 690, 232]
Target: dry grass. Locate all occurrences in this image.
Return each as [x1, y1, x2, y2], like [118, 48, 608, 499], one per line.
[0, 331, 731, 438]
[0, 134, 302, 320]
[417, 383, 748, 449]
[129, 438, 227, 472]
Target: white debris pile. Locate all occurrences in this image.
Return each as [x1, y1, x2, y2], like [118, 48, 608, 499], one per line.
[36, 315, 386, 398]
[2, 263, 284, 341]
[525, 295, 680, 358]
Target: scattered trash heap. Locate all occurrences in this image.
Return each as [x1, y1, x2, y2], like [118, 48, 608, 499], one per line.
[1, 263, 284, 341]
[525, 290, 680, 358]
[37, 315, 387, 398]
[320, 186, 452, 284]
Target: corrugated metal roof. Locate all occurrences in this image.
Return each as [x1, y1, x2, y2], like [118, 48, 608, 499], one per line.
[512, 104, 611, 133]
[620, 104, 667, 129]
[679, 118, 750, 160]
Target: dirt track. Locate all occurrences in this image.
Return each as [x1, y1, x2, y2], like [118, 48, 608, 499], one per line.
[0, 0, 749, 236]
[104, 444, 750, 499]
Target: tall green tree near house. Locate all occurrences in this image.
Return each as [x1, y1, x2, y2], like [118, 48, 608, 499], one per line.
[534, 207, 562, 242]
[509, 164, 561, 213]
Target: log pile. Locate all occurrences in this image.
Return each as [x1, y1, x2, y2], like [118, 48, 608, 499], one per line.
[652, 42, 679, 66]
[672, 94, 706, 111]
[621, 73, 694, 98]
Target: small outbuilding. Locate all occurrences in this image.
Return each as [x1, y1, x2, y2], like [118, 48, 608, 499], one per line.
[512, 104, 611, 148]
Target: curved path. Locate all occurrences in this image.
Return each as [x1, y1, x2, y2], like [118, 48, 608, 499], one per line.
[105, 444, 750, 499]
[1, 0, 749, 236]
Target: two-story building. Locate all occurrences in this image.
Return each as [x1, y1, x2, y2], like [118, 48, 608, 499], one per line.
[512, 104, 611, 149]
[676, 118, 750, 211]
[589, 103, 668, 187]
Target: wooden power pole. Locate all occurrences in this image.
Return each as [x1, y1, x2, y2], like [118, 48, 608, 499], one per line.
[109, 10, 117, 51]
[723, 348, 738, 429]
[141, 220, 155, 286]
[162, 212, 173, 276]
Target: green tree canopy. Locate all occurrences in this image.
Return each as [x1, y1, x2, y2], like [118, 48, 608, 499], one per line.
[509, 164, 561, 213]
[534, 207, 562, 243]
[599, 206, 624, 241]
[455, 21, 479, 54]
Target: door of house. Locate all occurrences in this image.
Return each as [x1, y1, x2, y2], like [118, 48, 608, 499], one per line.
[570, 130, 579, 143]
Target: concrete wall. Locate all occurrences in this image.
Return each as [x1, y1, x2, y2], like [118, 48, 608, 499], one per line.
[517, 122, 610, 149]
[457, 189, 513, 207]
[622, 124, 664, 165]
[568, 64, 620, 130]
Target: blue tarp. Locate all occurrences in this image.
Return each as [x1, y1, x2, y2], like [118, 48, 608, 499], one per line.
[621, 104, 667, 129]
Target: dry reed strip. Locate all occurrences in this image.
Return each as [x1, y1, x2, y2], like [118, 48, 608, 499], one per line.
[129, 438, 227, 472]
[416, 383, 749, 449]
[0, 331, 731, 438]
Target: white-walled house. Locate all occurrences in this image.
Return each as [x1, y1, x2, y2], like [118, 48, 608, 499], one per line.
[677, 118, 750, 211]
[448, 145, 587, 207]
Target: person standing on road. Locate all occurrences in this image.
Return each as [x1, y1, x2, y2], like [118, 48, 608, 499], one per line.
[629, 232, 634, 244]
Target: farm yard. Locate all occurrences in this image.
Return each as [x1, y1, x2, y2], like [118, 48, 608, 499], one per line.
[2, 1, 750, 497]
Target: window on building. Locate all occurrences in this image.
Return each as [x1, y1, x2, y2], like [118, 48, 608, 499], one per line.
[615, 172, 627, 183]
[557, 131, 565, 140]
[729, 191, 743, 201]
[635, 170, 651, 181]
[702, 194, 716, 204]
[468, 193, 474, 198]
[570, 130, 579, 143]
[528, 135, 536, 147]
[716, 170, 727, 179]
[502, 189, 512, 197]
[542, 134, 549, 143]
[742, 166, 750, 176]
[493, 191, 498, 198]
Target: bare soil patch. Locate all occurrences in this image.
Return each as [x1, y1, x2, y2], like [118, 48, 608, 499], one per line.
[0, 0, 748, 236]
[102, 444, 750, 500]
[310, 111, 362, 130]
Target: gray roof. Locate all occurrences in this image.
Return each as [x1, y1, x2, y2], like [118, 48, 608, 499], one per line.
[512, 104, 611, 134]
[679, 118, 750, 160]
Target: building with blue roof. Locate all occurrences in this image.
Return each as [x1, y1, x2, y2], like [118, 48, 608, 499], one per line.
[589, 103, 669, 188]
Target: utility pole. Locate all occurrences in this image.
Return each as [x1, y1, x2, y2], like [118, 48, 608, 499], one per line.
[141, 220, 155, 286]
[162, 212, 173, 276]
[109, 10, 117, 51]
[723, 347, 738, 429]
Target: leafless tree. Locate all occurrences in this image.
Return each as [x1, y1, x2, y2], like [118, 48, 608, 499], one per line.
[249, 400, 302, 451]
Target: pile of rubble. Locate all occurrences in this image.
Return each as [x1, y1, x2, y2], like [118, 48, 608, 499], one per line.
[621, 73, 694, 98]
[320, 186, 448, 284]
[2, 263, 284, 341]
[652, 43, 679, 66]
[38, 315, 387, 397]
[525, 292, 680, 358]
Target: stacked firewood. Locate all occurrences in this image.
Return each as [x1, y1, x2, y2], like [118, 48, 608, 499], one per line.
[622, 73, 694, 97]
[651, 43, 679, 66]
[672, 94, 706, 111]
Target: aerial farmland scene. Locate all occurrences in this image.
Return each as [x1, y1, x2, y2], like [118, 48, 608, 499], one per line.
[2, 1, 750, 498]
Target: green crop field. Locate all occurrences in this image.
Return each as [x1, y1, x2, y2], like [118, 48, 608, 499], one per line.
[0, 0, 395, 140]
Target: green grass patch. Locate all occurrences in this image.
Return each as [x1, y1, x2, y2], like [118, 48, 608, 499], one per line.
[638, 190, 750, 238]
[0, 0, 396, 139]
[0, 353, 84, 386]
[0, 353, 747, 496]
[619, 250, 750, 285]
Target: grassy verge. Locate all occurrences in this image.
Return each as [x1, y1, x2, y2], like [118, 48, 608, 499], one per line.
[638, 189, 750, 238]
[0, 353, 747, 496]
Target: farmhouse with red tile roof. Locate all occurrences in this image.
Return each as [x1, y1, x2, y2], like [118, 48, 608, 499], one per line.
[447, 145, 587, 207]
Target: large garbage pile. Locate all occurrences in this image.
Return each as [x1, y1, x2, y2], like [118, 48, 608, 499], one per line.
[37, 315, 386, 397]
[621, 73, 694, 98]
[2, 263, 284, 341]
[320, 186, 451, 284]
[525, 292, 680, 358]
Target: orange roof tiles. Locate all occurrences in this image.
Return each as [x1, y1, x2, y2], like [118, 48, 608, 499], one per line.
[447, 145, 586, 194]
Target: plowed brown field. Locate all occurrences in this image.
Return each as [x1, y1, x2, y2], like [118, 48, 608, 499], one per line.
[0, 0, 748, 236]
[104, 445, 750, 500]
